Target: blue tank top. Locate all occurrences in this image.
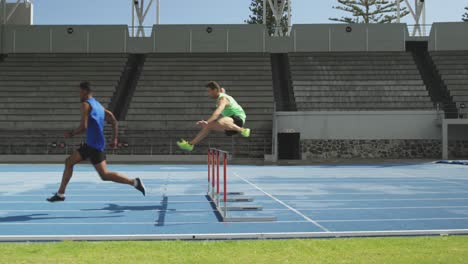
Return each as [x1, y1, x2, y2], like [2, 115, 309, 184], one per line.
[85, 98, 106, 151]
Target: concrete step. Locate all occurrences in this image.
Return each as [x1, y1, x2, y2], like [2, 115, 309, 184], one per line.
[430, 51, 468, 56]
[0, 86, 116, 92]
[0, 91, 115, 97]
[296, 102, 434, 110]
[452, 96, 468, 102]
[438, 69, 468, 75]
[127, 102, 274, 109]
[131, 91, 274, 97]
[293, 85, 427, 91]
[434, 65, 468, 71]
[290, 52, 412, 57]
[0, 116, 81, 121]
[123, 121, 272, 129]
[5, 57, 127, 62]
[138, 75, 272, 81]
[290, 61, 417, 66]
[291, 70, 420, 75]
[125, 114, 272, 121]
[145, 57, 269, 62]
[0, 72, 122, 77]
[0, 109, 81, 115]
[0, 98, 111, 103]
[292, 75, 423, 81]
[432, 61, 468, 66]
[144, 62, 269, 67]
[438, 75, 468, 80]
[445, 80, 468, 85]
[135, 80, 272, 86]
[0, 101, 111, 109]
[130, 97, 274, 103]
[143, 66, 272, 71]
[2, 62, 126, 67]
[295, 96, 431, 103]
[0, 76, 121, 81]
[135, 85, 274, 91]
[126, 108, 272, 115]
[140, 70, 272, 76]
[291, 65, 418, 70]
[294, 90, 429, 97]
[293, 80, 424, 85]
[450, 90, 468, 96]
[445, 85, 468, 90]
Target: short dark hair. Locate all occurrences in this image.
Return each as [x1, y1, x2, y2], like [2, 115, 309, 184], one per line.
[206, 81, 221, 91]
[79, 81, 92, 92]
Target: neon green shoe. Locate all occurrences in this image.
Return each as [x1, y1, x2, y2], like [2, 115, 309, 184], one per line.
[240, 128, 251, 138]
[177, 139, 194, 151]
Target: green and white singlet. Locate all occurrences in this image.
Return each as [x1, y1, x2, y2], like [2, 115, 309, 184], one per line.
[217, 93, 247, 123]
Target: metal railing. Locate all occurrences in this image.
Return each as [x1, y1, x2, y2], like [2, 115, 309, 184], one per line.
[407, 24, 432, 37]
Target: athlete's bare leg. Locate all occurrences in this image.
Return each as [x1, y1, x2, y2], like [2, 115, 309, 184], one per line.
[190, 117, 242, 145]
[57, 151, 83, 194]
[93, 160, 135, 185]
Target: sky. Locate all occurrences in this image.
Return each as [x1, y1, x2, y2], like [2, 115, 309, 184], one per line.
[28, 0, 468, 26]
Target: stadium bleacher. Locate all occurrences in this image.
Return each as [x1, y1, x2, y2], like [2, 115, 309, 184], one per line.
[121, 53, 274, 158]
[430, 51, 468, 114]
[289, 52, 434, 111]
[0, 53, 127, 154]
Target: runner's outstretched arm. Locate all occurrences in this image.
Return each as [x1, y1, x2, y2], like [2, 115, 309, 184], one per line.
[105, 109, 118, 147]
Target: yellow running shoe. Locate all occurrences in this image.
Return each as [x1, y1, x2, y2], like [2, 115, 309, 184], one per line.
[241, 128, 251, 138]
[177, 139, 194, 151]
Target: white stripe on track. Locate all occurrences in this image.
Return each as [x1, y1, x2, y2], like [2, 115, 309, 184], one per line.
[233, 172, 330, 232]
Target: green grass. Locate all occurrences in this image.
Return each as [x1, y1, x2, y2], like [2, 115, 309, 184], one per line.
[1, 236, 468, 264]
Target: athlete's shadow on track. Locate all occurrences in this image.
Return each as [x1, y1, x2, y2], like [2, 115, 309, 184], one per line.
[82, 195, 172, 226]
[0, 214, 121, 222]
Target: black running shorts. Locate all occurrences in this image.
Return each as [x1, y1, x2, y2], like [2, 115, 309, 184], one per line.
[78, 144, 106, 165]
[225, 115, 244, 136]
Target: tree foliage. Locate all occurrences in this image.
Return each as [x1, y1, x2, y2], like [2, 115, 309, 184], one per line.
[463, 6, 468, 22]
[330, 0, 410, 23]
[245, 0, 290, 36]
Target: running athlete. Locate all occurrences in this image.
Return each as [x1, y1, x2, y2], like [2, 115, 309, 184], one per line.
[177, 81, 250, 151]
[47, 82, 146, 202]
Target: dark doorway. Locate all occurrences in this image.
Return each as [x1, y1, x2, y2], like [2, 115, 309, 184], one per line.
[278, 133, 301, 160]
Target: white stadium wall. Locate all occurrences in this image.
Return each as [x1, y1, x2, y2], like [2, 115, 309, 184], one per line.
[3, 25, 128, 53]
[1, 23, 413, 54]
[429, 22, 468, 51]
[276, 111, 442, 140]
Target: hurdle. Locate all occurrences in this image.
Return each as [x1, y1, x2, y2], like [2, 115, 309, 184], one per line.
[207, 148, 276, 222]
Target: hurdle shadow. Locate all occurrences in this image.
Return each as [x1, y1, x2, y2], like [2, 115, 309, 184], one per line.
[81, 195, 172, 227]
[0, 213, 121, 223]
[205, 195, 223, 222]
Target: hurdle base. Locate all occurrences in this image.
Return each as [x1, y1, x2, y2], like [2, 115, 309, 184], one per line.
[220, 192, 244, 196]
[221, 216, 277, 222]
[207, 194, 276, 222]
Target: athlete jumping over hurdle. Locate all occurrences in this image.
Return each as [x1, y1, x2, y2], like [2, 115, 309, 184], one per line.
[177, 81, 250, 151]
[47, 81, 146, 202]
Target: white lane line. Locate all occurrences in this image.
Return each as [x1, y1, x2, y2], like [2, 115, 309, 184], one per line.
[298, 206, 468, 210]
[1, 217, 468, 226]
[275, 198, 468, 202]
[9, 191, 468, 195]
[233, 172, 330, 232]
[426, 177, 468, 188]
[5, 196, 468, 202]
[0, 220, 309, 225]
[2, 205, 468, 212]
[319, 217, 468, 223]
[0, 209, 292, 213]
